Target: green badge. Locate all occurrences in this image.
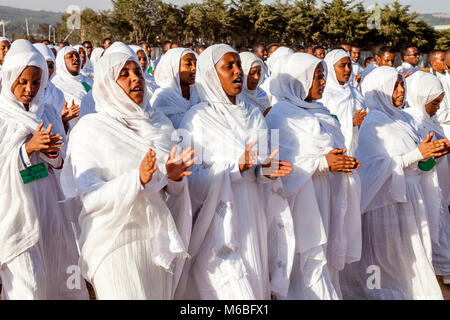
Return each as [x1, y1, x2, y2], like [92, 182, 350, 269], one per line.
[82, 81, 92, 93]
[331, 114, 339, 123]
[20, 163, 49, 184]
[418, 158, 436, 171]
[147, 66, 153, 74]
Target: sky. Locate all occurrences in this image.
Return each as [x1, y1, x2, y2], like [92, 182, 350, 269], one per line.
[0, 0, 448, 14]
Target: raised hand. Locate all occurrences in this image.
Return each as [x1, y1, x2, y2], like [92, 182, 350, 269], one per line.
[166, 146, 197, 181]
[25, 123, 64, 156]
[353, 109, 367, 127]
[261, 149, 293, 178]
[403, 70, 413, 78]
[418, 132, 449, 159]
[325, 148, 360, 174]
[239, 141, 258, 172]
[140, 148, 158, 185]
[61, 100, 81, 124]
[355, 73, 362, 84]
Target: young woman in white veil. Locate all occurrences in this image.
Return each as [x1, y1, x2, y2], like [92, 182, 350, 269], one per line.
[130, 45, 159, 97]
[266, 52, 362, 300]
[340, 67, 448, 300]
[404, 71, 450, 285]
[150, 47, 200, 128]
[61, 44, 196, 299]
[319, 49, 367, 156]
[0, 39, 88, 300]
[176, 44, 295, 300]
[239, 52, 271, 116]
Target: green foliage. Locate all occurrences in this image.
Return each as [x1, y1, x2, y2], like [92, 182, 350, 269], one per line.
[19, 0, 447, 51]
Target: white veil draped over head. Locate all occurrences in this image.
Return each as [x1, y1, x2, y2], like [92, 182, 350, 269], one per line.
[73, 44, 92, 76]
[239, 51, 271, 114]
[129, 44, 159, 96]
[319, 49, 364, 155]
[0, 39, 49, 263]
[62, 48, 191, 288]
[150, 47, 199, 127]
[89, 47, 104, 73]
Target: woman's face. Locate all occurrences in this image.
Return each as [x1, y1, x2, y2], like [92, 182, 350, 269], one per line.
[0, 40, 10, 65]
[78, 48, 87, 68]
[64, 51, 81, 76]
[47, 61, 55, 79]
[247, 65, 262, 91]
[215, 52, 243, 103]
[425, 93, 444, 117]
[392, 75, 405, 107]
[11, 66, 42, 106]
[116, 60, 145, 105]
[137, 50, 148, 73]
[179, 53, 197, 86]
[306, 63, 326, 101]
[334, 56, 352, 85]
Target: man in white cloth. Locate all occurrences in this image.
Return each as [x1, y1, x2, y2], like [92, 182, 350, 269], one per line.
[349, 45, 363, 90]
[397, 44, 420, 77]
[61, 46, 195, 299]
[0, 39, 88, 300]
[340, 67, 448, 300]
[176, 44, 296, 300]
[429, 50, 450, 139]
[266, 52, 362, 299]
[319, 49, 367, 156]
[0, 37, 11, 90]
[239, 52, 271, 115]
[150, 47, 199, 128]
[361, 45, 395, 80]
[404, 71, 450, 285]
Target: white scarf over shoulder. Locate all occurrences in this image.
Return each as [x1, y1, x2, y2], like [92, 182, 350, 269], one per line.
[89, 47, 104, 73]
[0, 39, 49, 263]
[177, 44, 295, 298]
[150, 47, 199, 128]
[319, 49, 364, 155]
[239, 52, 271, 114]
[61, 48, 191, 285]
[266, 52, 362, 276]
[52, 46, 93, 105]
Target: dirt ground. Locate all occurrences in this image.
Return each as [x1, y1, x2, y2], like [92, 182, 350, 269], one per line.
[1, 278, 449, 300]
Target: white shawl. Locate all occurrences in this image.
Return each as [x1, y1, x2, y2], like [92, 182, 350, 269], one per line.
[239, 52, 271, 114]
[150, 47, 200, 128]
[0, 39, 49, 263]
[61, 49, 191, 290]
[177, 44, 295, 298]
[319, 49, 365, 155]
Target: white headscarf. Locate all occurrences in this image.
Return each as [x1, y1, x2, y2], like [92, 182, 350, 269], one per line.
[266, 46, 294, 75]
[319, 49, 364, 154]
[52, 46, 92, 105]
[129, 45, 159, 95]
[150, 47, 199, 127]
[405, 71, 446, 138]
[239, 52, 271, 113]
[0, 39, 49, 263]
[73, 44, 92, 76]
[89, 47, 104, 73]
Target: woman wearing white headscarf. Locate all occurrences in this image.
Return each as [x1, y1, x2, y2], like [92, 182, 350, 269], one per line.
[130, 45, 159, 97]
[239, 52, 271, 115]
[0, 39, 88, 300]
[176, 44, 295, 300]
[89, 47, 104, 74]
[340, 67, 448, 300]
[52, 46, 93, 130]
[73, 44, 93, 78]
[61, 45, 195, 299]
[0, 36, 11, 91]
[150, 47, 200, 128]
[319, 49, 367, 156]
[266, 53, 362, 300]
[404, 71, 450, 285]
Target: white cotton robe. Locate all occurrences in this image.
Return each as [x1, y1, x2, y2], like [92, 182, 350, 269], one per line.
[404, 71, 450, 279]
[175, 44, 295, 300]
[319, 49, 365, 156]
[150, 47, 200, 128]
[339, 67, 444, 300]
[61, 49, 192, 300]
[0, 39, 88, 300]
[239, 52, 271, 114]
[266, 53, 362, 300]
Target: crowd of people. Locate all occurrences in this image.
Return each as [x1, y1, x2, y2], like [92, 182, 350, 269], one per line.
[0, 34, 449, 300]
